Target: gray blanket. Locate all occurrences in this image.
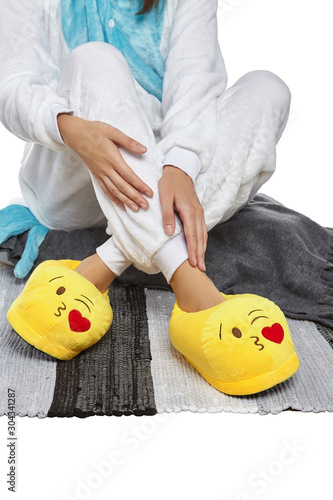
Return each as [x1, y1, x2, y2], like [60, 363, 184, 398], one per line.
[2, 194, 333, 328]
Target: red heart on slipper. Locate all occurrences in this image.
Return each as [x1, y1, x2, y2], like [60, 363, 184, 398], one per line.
[261, 323, 284, 344]
[68, 309, 91, 333]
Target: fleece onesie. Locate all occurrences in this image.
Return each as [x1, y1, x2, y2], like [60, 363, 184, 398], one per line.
[0, 0, 292, 280]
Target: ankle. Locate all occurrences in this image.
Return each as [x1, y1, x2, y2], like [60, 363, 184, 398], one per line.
[75, 254, 117, 294]
[169, 260, 225, 313]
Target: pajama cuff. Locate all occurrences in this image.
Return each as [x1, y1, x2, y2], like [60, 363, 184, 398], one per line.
[162, 146, 202, 184]
[96, 232, 188, 283]
[96, 237, 132, 276]
[43, 103, 75, 147]
[152, 232, 189, 283]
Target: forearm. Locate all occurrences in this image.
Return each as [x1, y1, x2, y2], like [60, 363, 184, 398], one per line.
[57, 113, 83, 149]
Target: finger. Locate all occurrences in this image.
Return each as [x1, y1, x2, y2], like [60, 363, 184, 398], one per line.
[197, 213, 208, 272]
[159, 193, 175, 236]
[196, 218, 207, 272]
[204, 225, 208, 255]
[106, 170, 149, 211]
[97, 172, 125, 209]
[108, 192, 126, 211]
[182, 212, 197, 267]
[203, 219, 208, 253]
[110, 146, 154, 198]
[97, 176, 131, 210]
[101, 176, 140, 212]
[107, 126, 148, 155]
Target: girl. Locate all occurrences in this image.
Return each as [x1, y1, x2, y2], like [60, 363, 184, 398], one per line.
[0, 0, 299, 394]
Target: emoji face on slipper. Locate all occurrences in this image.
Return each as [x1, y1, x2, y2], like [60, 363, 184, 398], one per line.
[7, 260, 113, 360]
[202, 294, 298, 383]
[169, 292, 300, 395]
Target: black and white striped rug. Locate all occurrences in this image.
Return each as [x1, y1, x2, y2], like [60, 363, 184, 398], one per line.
[1, 267, 333, 418]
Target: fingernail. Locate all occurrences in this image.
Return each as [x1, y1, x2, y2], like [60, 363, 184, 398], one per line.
[130, 204, 139, 212]
[137, 144, 147, 152]
[145, 191, 153, 198]
[165, 225, 174, 235]
[140, 203, 148, 210]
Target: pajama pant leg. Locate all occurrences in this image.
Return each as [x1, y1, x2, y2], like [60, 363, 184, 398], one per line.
[24, 41, 291, 281]
[52, 41, 185, 277]
[196, 69, 291, 230]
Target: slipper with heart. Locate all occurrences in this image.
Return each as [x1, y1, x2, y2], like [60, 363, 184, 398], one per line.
[169, 292, 299, 395]
[7, 260, 113, 360]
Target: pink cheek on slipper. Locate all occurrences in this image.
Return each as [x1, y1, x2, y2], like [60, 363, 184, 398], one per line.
[68, 310, 91, 333]
[261, 323, 284, 344]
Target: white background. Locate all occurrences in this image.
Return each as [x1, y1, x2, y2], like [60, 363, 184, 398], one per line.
[0, 0, 332, 499]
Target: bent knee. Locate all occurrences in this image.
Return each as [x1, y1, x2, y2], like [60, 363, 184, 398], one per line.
[66, 41, 127, 69]
[241, 69, 292, 111]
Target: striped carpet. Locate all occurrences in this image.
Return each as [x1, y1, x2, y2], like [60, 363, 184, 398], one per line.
[1, 267, 333, 418]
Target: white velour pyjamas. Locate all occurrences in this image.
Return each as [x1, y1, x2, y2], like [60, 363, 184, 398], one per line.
[0, 0, 291, 282]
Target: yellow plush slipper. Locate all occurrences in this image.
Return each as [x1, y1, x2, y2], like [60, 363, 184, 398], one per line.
[169, 293, 299, 396]
[7, 260, 113, 360]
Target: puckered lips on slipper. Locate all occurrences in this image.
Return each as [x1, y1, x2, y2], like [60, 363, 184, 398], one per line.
[169, 293, 300, 396]
[7, 260, 113, 360]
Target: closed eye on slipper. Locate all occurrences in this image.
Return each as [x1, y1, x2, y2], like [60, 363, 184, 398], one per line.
[169, 292, 299, 395]
[7, 260, 113, 360]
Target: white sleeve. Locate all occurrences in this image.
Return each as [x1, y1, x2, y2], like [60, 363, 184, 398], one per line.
[159, 0, 227, 183]
[44, 104, 74, 146]
[0, 0, 74, 151]
[162, 145, 202, 183]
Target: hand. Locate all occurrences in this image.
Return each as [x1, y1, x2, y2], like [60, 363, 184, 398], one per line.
[57, 114, 153, 212]
[158, 165, 207, 272]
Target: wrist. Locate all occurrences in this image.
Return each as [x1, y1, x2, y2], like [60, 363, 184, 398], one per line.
[162, 147, 201, 184]
[57, 114, 80, 148]
[163, 165, 192, 181]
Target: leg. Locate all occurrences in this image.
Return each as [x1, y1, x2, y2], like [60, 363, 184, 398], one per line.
[8, 61, 299, 393]
[19, 40, 184, 266]
[56, 41, 186, 272]
[78, 68, 291, 312]
[168, 70, 292, 311]
[166, 69, 299, 395]
[197, 69, 292, 229]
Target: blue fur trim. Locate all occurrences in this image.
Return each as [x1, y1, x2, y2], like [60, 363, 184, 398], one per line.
[60, 0, 166, 101]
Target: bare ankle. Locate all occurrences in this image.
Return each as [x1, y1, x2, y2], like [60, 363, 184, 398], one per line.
[75, 254, 117, 294]
[169, 260, 225, 313]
